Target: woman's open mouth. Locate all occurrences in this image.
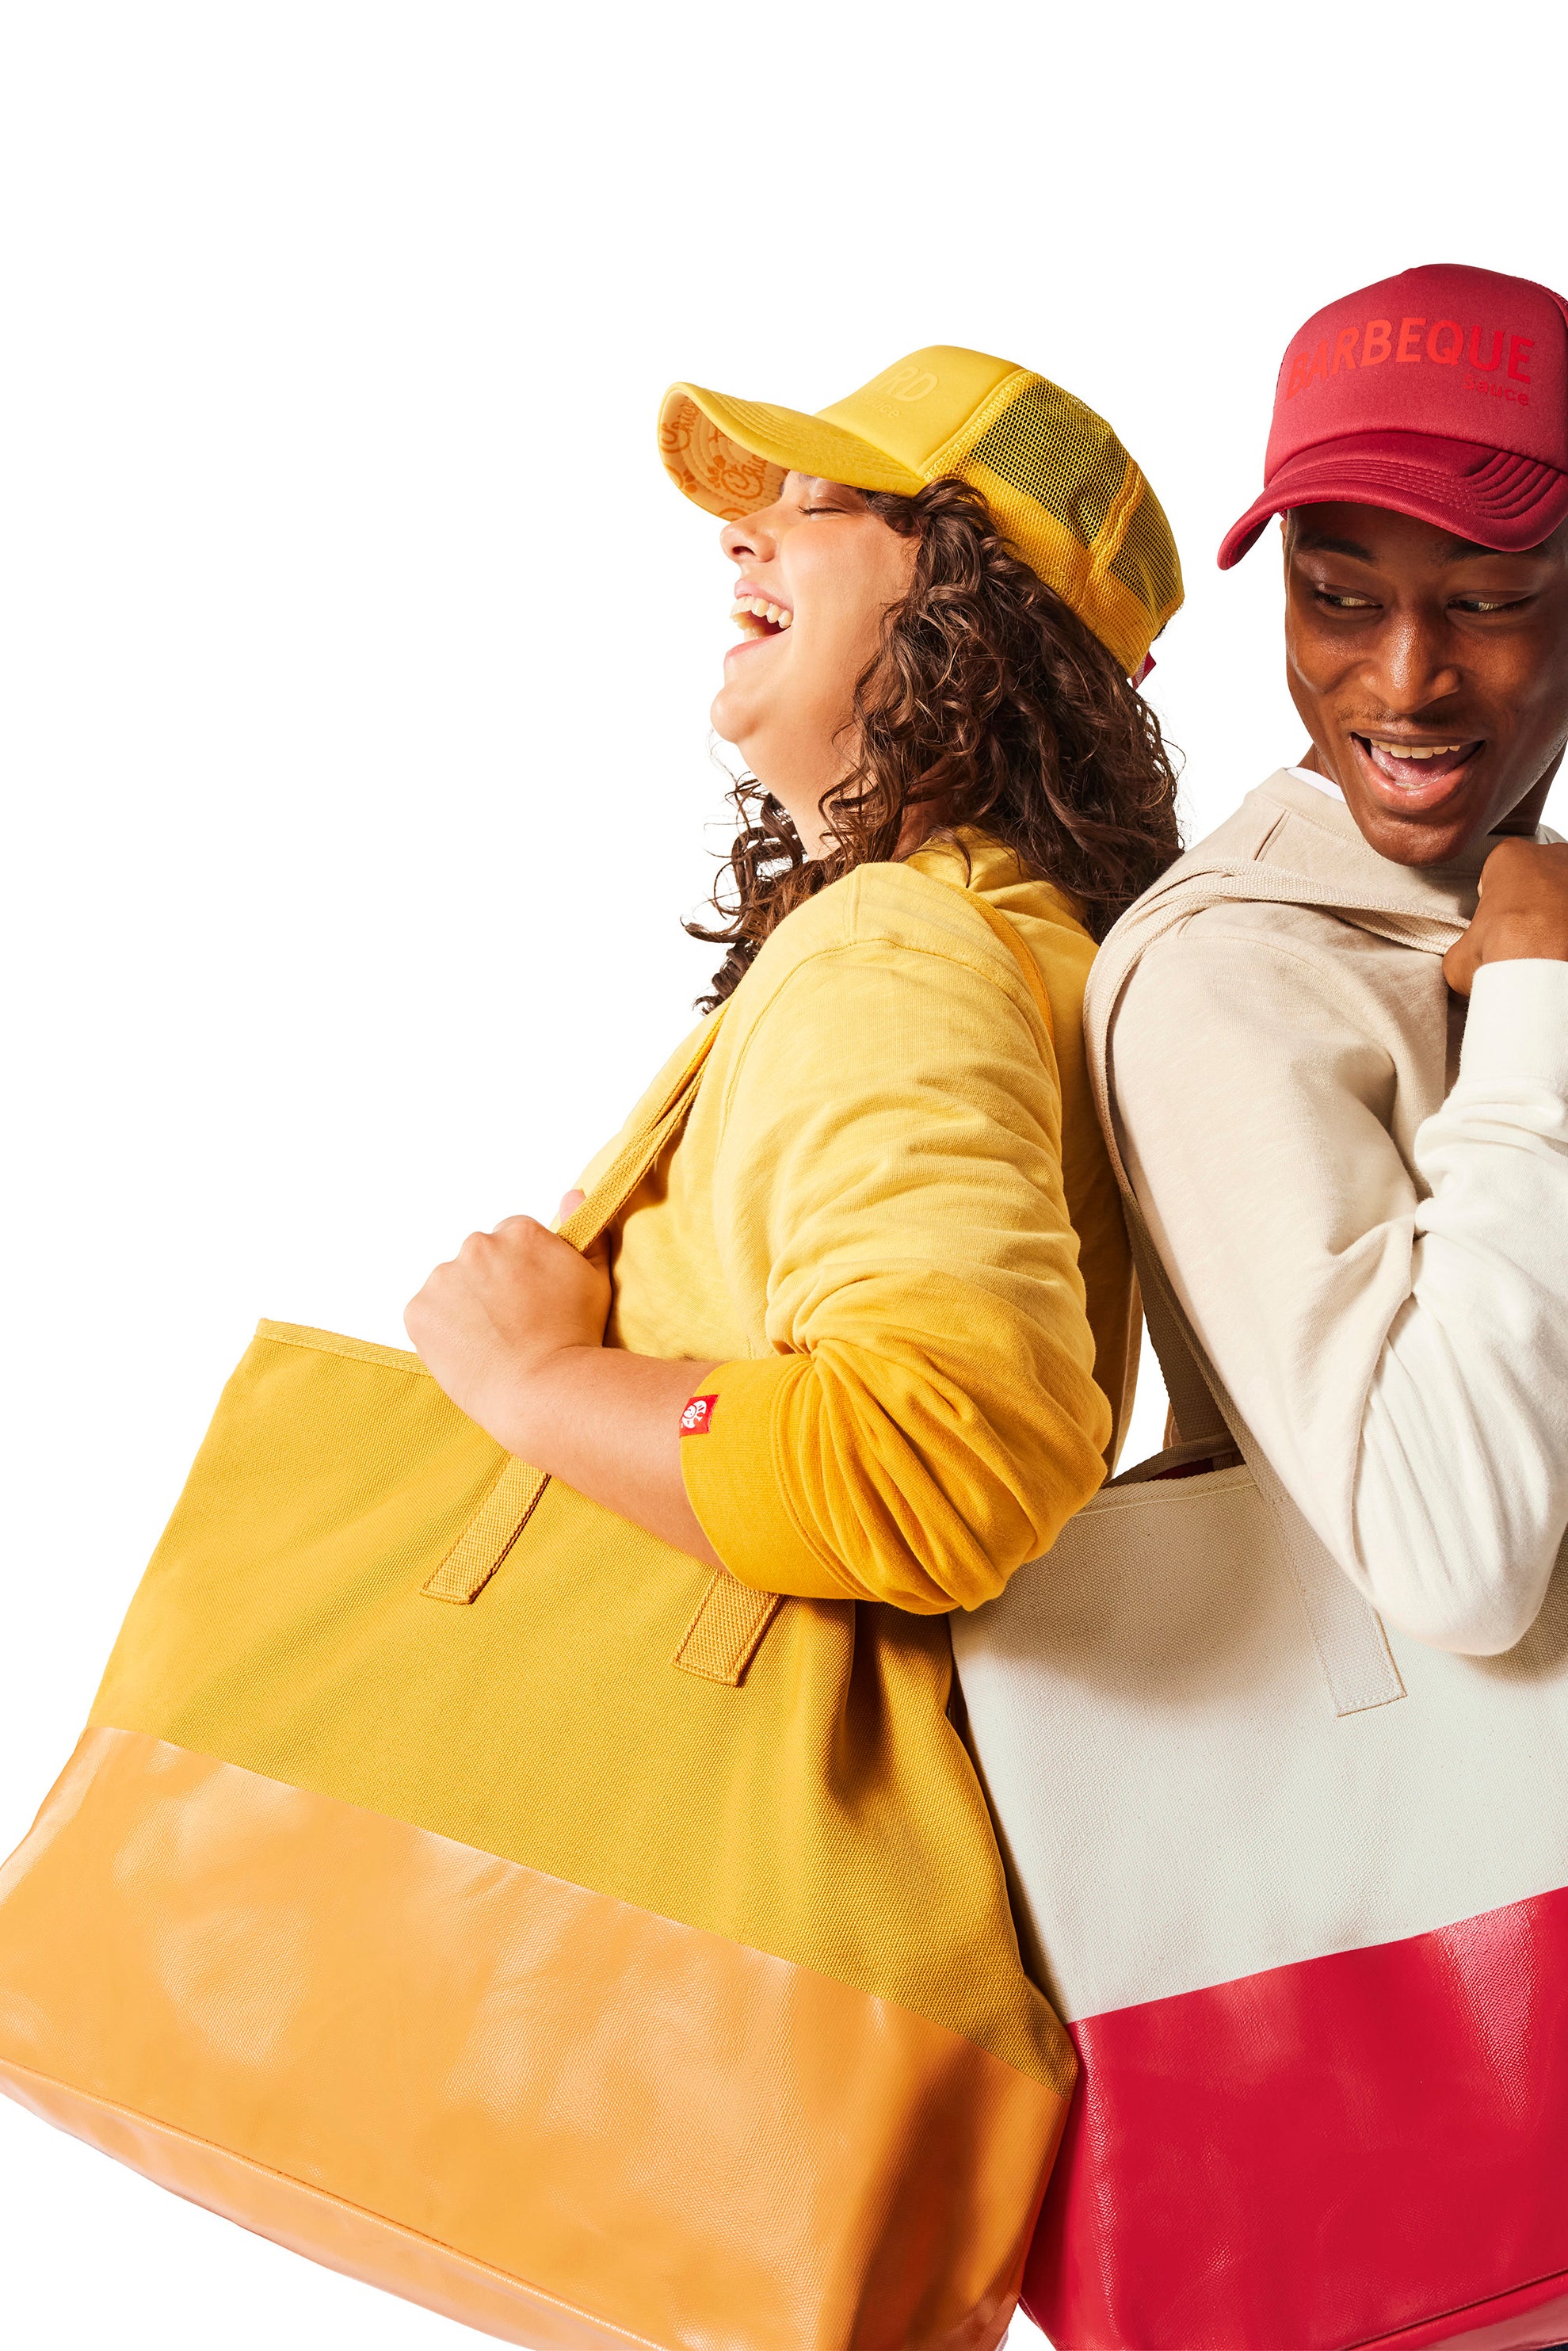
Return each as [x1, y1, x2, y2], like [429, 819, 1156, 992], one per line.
[727, 594, 794, 651]
[1350, 732, 1484, 810]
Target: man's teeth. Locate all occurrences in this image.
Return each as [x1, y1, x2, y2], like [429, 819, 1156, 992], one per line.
[729, 596, 793, 635]
[1369, 741, 1464, 761]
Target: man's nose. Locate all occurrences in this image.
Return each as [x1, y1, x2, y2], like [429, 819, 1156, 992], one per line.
[1372, 608, 1463, 712]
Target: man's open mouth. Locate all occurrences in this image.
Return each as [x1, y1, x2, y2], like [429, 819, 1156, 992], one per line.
[1352, 735, 1482, 788]
[730, 595, 794, 641]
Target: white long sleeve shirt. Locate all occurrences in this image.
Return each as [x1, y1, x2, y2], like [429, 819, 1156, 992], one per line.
[1107, 767, 1568, 1656]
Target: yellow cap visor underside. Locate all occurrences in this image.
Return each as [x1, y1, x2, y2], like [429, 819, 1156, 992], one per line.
[658, 361, 1181, 674]
[659, 384, 925, 521]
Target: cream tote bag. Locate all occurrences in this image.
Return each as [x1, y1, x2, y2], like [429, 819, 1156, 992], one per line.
[951, 868, 1568, 2351]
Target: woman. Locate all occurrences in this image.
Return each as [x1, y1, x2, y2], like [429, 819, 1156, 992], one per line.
[0, 345, 1188, 2351]
[406, 343, 1183, 1618]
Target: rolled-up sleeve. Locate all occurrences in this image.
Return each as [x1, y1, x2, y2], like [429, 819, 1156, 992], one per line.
[679, 936, 1112, 1612]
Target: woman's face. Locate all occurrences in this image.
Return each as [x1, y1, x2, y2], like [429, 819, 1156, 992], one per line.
[711, 472, 918, 853]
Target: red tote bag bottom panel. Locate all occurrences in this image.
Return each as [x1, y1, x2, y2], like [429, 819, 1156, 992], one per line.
[1024, 1883, 1568, 2351]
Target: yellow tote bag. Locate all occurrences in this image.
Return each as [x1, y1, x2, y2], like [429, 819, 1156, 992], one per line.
[0, 1007, 1073, 2351]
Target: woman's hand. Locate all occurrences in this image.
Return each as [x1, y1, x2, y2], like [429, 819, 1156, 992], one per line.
[404, 1189, 609, 1457]
[406, 1189, 723, 1567]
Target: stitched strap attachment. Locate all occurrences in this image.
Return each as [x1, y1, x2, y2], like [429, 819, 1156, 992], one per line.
[422, 1459, 551, 1605]
[673, 1571, 785, 1685]
[420, 1014, 724, 1608]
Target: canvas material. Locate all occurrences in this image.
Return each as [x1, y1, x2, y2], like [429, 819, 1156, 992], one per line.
[952, 1447, 1568, 2021]
[80, 1315, 1069, 2078]
[949, 784, 1568, 2351]
[952, 777, 1568, 2013]
[1084, 773, 1568, 1654]
[0, 927, 1073, 2349]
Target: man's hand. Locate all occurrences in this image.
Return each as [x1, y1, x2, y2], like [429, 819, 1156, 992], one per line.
[1443, 839, 1568, 996]
[404, 1189, 609, 1457]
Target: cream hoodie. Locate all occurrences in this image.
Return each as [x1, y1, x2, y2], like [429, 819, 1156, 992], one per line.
[1104, 767, 1568, 1657]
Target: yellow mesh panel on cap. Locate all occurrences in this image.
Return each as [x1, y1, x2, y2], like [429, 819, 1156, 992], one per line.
[963, 454, 1095, 616]
[659, 352, 1184, 670]
[1079, 563, 1174, 678]
[954, 374, 1184, 671]
[963, 376, 1131, 551]
[962, 452, 1152, 674]
[1108, 475, 1184, 637]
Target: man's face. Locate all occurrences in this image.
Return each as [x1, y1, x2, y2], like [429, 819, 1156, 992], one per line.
[1283, 502, 1568, 864]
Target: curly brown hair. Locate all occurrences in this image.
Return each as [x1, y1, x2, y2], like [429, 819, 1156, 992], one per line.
[688, 475, 1181, 1009]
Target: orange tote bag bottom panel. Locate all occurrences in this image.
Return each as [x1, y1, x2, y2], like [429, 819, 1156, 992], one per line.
[0, 2060, 630, 2351]
[0, 1726, 1063, 2351]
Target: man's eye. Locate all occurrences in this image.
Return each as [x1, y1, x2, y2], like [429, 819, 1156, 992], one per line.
[1455, 595, 1528, 614]
[1314, 590, 1378, 610]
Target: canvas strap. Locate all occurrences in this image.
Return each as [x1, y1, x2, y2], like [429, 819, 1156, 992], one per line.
[436, 869, 1372, 1680]
[961, 892, 1058, 1044]
[1082, 864, 1466, 1717]
[422, 1011, 726, 1609]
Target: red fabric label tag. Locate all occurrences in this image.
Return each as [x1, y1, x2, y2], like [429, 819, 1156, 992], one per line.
[680, 1393, 718, 1436]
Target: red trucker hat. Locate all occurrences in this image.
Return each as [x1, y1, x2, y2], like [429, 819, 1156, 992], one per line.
[1219, 262, 1568, 568]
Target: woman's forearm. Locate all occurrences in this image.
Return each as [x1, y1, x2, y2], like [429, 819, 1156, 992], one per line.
[501, 1345, 723, 1567]
[403, 1205, 723, 1568]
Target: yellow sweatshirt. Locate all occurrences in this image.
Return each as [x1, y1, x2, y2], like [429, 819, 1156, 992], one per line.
[575, 829, 1135, 1614]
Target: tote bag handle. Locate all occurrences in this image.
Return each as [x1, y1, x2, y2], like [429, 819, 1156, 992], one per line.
[422, 1013, 725, 1607]
[1076, 868, 1464, 1716]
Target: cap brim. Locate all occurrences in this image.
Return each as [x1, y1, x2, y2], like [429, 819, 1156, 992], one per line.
[658, 383, 925, 521]
[1218, 430, 1568, 568]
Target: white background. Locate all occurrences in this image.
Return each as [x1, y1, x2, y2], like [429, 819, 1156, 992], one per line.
[2, 3, 1565, 2344]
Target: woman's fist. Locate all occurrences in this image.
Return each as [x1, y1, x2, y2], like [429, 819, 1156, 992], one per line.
[1443, 838, 1568, 997]
[404, 1193, 610, 1456]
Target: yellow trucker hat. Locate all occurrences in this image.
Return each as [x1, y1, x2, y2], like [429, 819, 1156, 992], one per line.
[658, 345, 1182, 677]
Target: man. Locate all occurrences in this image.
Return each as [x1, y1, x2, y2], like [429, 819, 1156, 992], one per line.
[1059, 259, 1568, 2351]
[1111, 261, 1568, 1654]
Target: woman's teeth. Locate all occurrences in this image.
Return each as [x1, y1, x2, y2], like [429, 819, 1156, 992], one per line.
[730, 596, 793, 639]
